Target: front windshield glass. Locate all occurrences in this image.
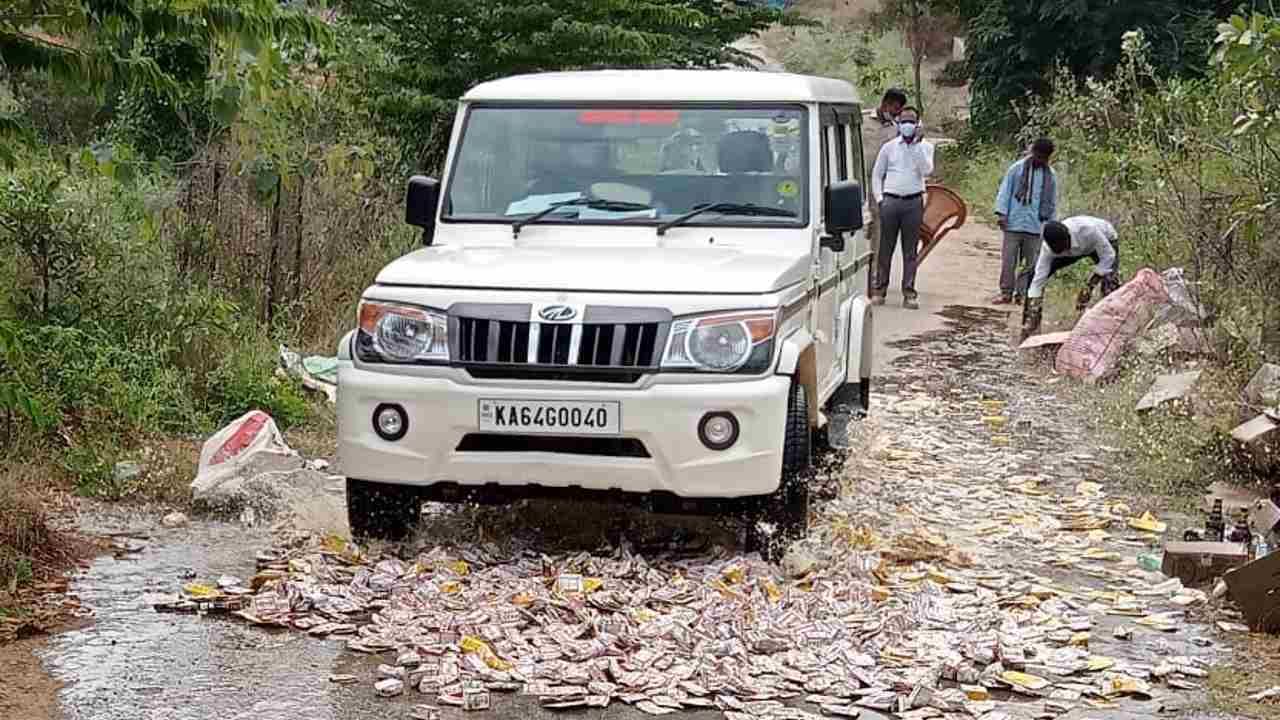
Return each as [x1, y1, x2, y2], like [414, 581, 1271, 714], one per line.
[444, 105, 807, 227]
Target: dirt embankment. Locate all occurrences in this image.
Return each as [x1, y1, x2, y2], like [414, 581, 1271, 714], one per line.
[1, 471, 100, 720]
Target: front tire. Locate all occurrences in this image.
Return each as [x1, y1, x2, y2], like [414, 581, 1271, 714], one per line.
[749, 380, 812, 558]
[346, 478, 421, 540]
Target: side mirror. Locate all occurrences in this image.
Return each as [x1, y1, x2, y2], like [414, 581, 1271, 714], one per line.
[824, 180, 865, 236]
[405, 175, 441, 245]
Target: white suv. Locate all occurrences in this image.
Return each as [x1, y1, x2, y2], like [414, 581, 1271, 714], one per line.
[337, 70, 875, 546]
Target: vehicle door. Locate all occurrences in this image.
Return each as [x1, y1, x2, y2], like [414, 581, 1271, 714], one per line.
[814, 104, 858, 397]
[835, 105, 871, 390]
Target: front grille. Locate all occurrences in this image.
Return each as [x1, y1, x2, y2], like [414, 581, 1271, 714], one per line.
[456, 434, 651, 458]
[450, 304, 672, 378]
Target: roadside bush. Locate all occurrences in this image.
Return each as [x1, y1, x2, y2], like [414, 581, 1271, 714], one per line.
[762, 22, 913, 104]
[203, 335, 308, 430]
[944, 19, 1280, 496]
[0, 477, 48, 590]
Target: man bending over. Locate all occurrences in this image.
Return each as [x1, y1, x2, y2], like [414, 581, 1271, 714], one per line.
[1021, 216, 1121, 340]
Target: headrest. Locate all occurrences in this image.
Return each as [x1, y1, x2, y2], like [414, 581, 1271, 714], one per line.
[717, 131, 774, 173]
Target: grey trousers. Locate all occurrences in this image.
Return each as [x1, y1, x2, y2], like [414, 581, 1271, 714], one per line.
[874, 195, 924, 297]
[1000, 231, 1041, 297]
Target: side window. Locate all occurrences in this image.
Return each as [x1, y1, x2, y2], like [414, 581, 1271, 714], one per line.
[820, 105, 863, 220]
[845, 116, 863, 191]
[833, 123, 849, 182]
[819, 127, 830, 188]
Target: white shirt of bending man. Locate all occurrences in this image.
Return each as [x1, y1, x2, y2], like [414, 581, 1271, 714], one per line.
[871, 133, 935, 203]
[1026, 215, 1118, 299]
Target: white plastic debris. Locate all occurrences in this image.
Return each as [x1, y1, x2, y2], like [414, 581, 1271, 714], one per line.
[160, 511, 189, 528]
[1135, 371, 1202, 412]
[1248, 686, 1280, 702]
[1244, 363, 1280, 410]
[374, 678, 404, 697]
[279, 344, 337, 403]
[114, 460, 144, 483]
[191, 410, 299, 505]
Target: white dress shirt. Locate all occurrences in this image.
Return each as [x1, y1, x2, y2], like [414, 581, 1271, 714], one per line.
[871, 136, 935, 202]
[1027, 215, 1118, 298]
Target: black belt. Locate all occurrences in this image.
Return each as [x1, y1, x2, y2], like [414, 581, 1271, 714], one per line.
[884, 192, 923, 200]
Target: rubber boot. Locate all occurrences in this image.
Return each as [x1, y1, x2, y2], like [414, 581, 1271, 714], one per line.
[1021, 297, 1043, 343]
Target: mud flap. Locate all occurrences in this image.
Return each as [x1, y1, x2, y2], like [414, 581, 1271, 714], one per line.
[823, 379, 869, 449]
[824, 298, 873, 449]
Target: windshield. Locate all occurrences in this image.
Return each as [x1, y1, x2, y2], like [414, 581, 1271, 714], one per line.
[444, 105, 808, 228]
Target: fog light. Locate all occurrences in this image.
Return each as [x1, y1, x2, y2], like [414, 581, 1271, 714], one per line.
[373, 403, 408, 441]
[698, 412, 739, 451]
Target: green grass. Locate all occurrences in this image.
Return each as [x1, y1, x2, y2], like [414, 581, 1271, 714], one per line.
[1208, 635, 1280, 719]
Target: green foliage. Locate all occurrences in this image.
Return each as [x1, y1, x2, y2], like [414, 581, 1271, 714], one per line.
[949, 17, 1280, 368]
[14, 556, 33, 585]
[62, 441, 120, 497]
[0, 161, 100, 321]
[1, 0, 332, 165]
[0, 320, 53, 440]
[765, 23, 912, 107]
[951, 0, 1252, 135]
[1214, 13, 1280, 150]
[203, 335, 308, 430]
[341, 0, 791, 170]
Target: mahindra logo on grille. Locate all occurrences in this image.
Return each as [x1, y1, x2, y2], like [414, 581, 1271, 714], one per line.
[538, 305, 577, 322]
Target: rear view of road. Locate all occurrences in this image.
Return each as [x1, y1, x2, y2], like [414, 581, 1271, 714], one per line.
[35, 225, 1244, 720]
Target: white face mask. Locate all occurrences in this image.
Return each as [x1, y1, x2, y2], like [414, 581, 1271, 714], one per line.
[898, 121, 917, 138]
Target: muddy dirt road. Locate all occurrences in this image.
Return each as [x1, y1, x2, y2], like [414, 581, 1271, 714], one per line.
[25, 225, 1243, 720]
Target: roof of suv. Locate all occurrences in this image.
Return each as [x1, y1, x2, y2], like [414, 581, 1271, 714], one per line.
[463, 70, 860, 105]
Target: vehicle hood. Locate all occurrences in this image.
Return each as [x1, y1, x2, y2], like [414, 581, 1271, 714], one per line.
[375, 245, 810, 294]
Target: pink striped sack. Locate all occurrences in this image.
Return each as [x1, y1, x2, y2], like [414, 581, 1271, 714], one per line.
[1056, 268, 1170, 383]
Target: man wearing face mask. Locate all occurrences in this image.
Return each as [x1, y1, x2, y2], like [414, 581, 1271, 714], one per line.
[870, 106, 934, 310]
[861, 89, 908, 291]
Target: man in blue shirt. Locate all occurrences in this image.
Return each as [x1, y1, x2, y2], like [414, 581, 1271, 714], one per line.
[992, 138, 1057, 304]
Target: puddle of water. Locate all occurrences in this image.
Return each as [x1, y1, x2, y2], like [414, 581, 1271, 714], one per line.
[39, 522, 365, 720]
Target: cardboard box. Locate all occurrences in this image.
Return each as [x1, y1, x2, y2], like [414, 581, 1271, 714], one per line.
[1224, 551, 1280, 632]
[1161, 541, 1249, 586]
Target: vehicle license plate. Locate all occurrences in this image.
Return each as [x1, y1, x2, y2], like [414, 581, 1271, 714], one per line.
[478, 399, 620, 435]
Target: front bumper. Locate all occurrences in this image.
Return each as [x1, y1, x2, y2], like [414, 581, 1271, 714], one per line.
[337, 363, 791, 500]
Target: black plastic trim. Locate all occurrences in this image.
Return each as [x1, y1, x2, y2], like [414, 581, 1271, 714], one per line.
[372, 403, 409, 441]
[698, 412, 740, 451]
[415, 482, 770, 515]
[456, 434, 650, 458]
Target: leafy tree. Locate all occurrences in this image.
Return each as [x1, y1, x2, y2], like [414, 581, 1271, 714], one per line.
[873, 0, 950, 114]
[941, 0, 1258, 135]
[340, 0, 795, 171]
[0, 1, 331, 162]
[1213, 13, 1280, 357]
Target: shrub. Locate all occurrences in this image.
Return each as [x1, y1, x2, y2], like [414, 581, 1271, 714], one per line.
[0, 477, 48, 589]
[937, 59, 969, 87]
[203, 334, 308, 430]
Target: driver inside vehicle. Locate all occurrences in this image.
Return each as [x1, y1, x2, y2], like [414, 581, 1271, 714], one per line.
[659, 129, 706, 174]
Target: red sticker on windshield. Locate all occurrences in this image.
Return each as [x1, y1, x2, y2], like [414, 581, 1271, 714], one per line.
[635, 110, 679, 125]
[578, 110, 679, 125]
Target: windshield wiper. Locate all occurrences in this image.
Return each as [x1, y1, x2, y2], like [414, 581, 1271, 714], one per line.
[510, 197, 653, 237]
[656, 202, 797, 236]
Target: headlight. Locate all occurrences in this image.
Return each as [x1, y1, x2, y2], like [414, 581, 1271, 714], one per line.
[356, 301, 449, 363]
[662, 310, 777, 373]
